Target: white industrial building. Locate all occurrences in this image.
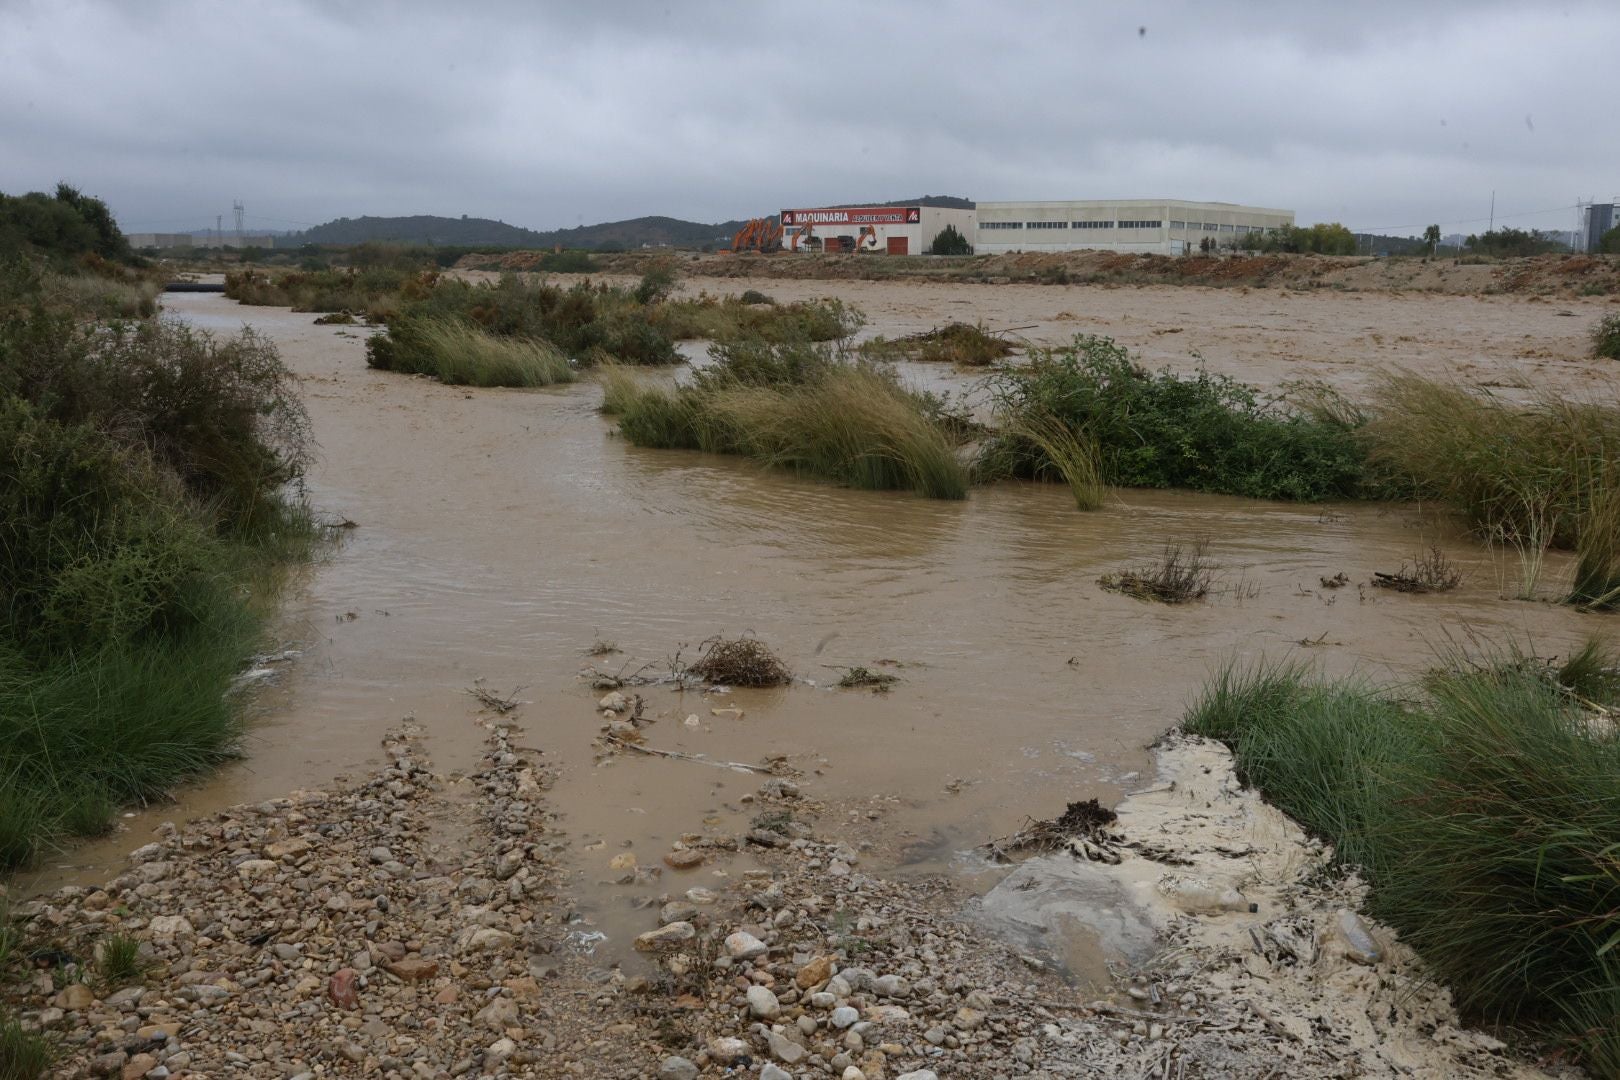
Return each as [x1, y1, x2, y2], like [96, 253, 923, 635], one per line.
[779, 204, 976, 255]
[973, 199, 1295, 255]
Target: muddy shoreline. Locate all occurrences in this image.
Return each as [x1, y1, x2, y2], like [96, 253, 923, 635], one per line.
[1, 718, 1575, 1078]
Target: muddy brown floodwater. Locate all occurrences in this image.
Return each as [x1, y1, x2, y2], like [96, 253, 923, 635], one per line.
[23, 283, 1613, 978]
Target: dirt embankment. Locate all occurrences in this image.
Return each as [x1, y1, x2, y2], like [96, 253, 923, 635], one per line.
[459, 250, 1620, 299]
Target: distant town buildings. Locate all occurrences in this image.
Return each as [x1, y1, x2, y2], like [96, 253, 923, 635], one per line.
[1580, 201, 1617, 252]
[125, 232, 280, 249]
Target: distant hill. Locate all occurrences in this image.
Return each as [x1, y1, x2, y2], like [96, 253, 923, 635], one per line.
[290, 199, 976, 251]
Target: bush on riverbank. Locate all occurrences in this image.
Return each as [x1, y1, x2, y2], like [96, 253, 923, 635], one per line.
[1184, 644, 1620, 1073]
[224, 266, 431, 320]
[981, 336, 1365, 502]
[611, 340, 969, 499]
[0, 261, 313, 867]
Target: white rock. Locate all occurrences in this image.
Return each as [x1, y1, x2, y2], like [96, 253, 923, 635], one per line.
[842, 1069, 868, 1080]
[897, 1072, 939, 1080]
[830, 1005, 859, 1029]
[236, 859, 277, 881]
[760, 1066, 792, 1080]
[598, 691, 628, 713]
[765, 1029, 806, 1064]
[475, 995, 519, 1031]
[147, 915, 193, 938]
[746, 984, 781, 1019]
[724, 930, 767, 960]
[705, 1036, 749, 1064]
[635, 922, 696, 951]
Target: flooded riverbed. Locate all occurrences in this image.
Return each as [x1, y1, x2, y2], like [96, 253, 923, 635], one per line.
[23, 287, 1608, 975]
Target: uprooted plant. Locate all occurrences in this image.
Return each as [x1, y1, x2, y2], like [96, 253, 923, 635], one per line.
[689, 635, 792, 688]
[1100, 541, 1216, 604]
[1371, 545, 1464, 593]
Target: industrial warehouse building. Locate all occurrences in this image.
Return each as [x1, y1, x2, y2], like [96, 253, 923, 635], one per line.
[779, 204, 976, 255]
[974, 200, 1295, 255]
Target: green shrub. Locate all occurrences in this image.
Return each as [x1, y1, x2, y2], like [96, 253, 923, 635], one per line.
[1184, 644, 1620, 1071]
[96, 932, 146, 983]
[1595, 314, 1620, 360]
[928, 224, 972, 256]
[860, 322, 1014, 366]
[982, 336, 1364, 501]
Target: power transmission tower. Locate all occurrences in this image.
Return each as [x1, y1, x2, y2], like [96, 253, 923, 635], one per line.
[233, 200, 245, 245]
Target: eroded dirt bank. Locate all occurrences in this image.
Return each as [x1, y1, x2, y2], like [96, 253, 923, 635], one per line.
[1, 721, 1575, 1078]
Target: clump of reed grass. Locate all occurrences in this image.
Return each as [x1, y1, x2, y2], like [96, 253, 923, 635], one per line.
[691, 635, 791, 687]
[1100, 541, 1215, 603]
[1005, 408, 1105, 510]
[1370, 545, 1464, 593]
[1570, 486, 1620, 610]
[95, 931, 146, 983]
[372, 317, 574, 387]
[1183, 641, 1620, 1072]
[613, 345, 969, 500]
[0, 1013, 53, 1080]
[1594, 313, 1620, 360]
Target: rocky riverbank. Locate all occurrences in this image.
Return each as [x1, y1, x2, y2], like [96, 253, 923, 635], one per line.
[1, 719, 1579, 1079]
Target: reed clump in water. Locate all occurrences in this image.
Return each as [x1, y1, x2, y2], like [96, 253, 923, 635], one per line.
[1099, 541, 1215, 603]
[370, 317, 575, 387]
[1184, 641, 1620, 1074]
[611, 339, 970, 500]
[859, 321, 1017, 366]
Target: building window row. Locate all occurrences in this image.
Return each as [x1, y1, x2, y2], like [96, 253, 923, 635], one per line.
[1072, 220, 1114, 229]
[1117, 220, 1163, 229]
[981, 221, 1023, 230]
[1025, 221, 1069, 229]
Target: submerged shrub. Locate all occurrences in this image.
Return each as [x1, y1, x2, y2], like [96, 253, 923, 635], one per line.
[983, 336, 1364, 502]
[690, 635, 791, 687]
[860, 322, 1015, 366]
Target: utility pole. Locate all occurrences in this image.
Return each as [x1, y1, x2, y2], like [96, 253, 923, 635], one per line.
[1488, 190, 1495, 234]
[216, 214, 223, 247]
[233, 200, 245, 246]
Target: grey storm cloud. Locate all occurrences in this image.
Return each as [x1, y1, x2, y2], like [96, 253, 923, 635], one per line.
[1, 0, 1614, 236]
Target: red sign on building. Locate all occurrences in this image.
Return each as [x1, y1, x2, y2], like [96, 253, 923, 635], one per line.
[781, 207, 921, 226]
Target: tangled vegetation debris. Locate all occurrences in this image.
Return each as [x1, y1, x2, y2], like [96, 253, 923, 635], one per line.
[690, 635, 791, 688]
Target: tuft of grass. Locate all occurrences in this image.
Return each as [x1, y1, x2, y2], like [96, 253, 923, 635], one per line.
[1570, 486, 1620, 610]
[95, 932, 146, 984]
[0, 1014, 53, 1080]
[738, 289, 774, 305]
[1183, 642, 1620, 1072]
[595, 362, 644, 416]
[373, 317, 575, 387]
[1100, 541, 1215, 603]
[1005, 407, 1105, 510]
[1370, 545, 1464, 593]
[1361, 371, 1620, 552]
[690, 635, 791, 687]
[1594, 313, 1620, 360]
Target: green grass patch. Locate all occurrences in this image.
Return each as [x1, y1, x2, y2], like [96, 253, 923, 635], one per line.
[368, 317, 574, 387]
[1183, 643, 1620, 1072]
[95, 932, 146, 984]
[224, 266, 431, 319]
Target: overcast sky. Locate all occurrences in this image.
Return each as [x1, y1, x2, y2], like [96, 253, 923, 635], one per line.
[2, 1, 1615, 237]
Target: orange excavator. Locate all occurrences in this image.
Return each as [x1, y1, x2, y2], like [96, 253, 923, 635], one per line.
[727, 217, 783, 254]
[790, 220, 817, 252]
[856, 225, 879, 252]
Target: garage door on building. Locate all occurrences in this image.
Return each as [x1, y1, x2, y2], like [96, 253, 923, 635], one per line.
[886, 236, 908, 255]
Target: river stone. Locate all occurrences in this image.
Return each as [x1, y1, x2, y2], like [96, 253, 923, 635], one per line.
[663, 849, 704, 870]
[725, 930, 767, 960]
[897, 1072, 939, 1080]
[458, 927, 516, 953]
[635, 921, 696, 951]
[796, 954, 834, 988]
[766, 1029, 806, 1064]
[385, 956, 439, 982]
[475, 995, 519, 1031]
[761, 1065, 793, 1080]
[830, 1005, 859, 1029]
[873, 973, 908, 997]
[706, 1036, 749, 1064]
[658, 1056, 699, 1080]
[746, 984, 781, 1019]
[975, 853, 1161, 971]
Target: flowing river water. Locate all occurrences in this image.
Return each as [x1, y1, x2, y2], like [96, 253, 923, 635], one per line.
[21, 282, 1612, 977]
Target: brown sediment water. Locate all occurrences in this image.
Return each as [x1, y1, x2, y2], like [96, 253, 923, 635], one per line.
[20, 286, 1609, 970]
